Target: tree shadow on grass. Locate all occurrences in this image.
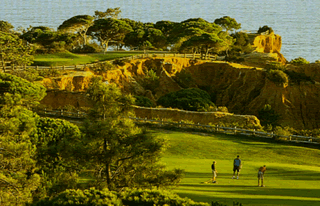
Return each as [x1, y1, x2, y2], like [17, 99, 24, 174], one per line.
[164, 128, 320, 151]
[178, 184, 320, 199]
[185, 171, 255, 179]
[177, 191, 320, 206]
[267, 167, 320, 180]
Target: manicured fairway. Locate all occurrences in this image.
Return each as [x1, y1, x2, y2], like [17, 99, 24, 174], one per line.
[154, 129, 320, 206]
[33, 52, 141, 66]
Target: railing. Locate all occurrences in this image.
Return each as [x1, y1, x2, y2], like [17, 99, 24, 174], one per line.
[32, 107, 320, 145]
[1, 53, 219, 72]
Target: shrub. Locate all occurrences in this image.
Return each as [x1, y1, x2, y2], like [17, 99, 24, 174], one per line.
[230, 32, 254, 54]
[72, 44, 102, 54]
[38, 68, 62, 78]
[284, 70, 314, 84]
[10, 67, 43, 82]
[120, 188, 209, 206]
[173, 69, 196, 88]
[89, 61, 116, 73]
[258, 104, 280, 127]
[32, 188, 121, 206]
[217, 106, 228, 113]
[265, 61, 286, 71]
[141, 70, 160, 92]
[134, 95, 155, 107]
[257, 25, 274, 34]
[157, 88, 216, 112]
[289, 57, 309, 65]
[273, 126, 292, 138]
[113, 58, 130, 66]
[266, 69, 288, 86]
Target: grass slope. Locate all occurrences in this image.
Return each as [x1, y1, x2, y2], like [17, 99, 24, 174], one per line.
[154, 129, 320, 206]
[33, 52, 141, 66]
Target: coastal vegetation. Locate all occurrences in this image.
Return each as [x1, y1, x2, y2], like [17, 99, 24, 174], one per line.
[1, 7, 320, 206]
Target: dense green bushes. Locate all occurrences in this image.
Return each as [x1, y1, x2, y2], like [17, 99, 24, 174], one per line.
[134, 95, 155, 107]
[258, 104, 280, 127]
[32, 188, 209, 206]
[157, 88, 216, 112]
[265, 61, 314, 85]
[257, 25, 273, 34]
[32, 188, 122, 206]
[289, 57, 309, 65]
[141, 70, 160, 92]
[284, 70, 314, 84]
[266, 69, 288, 86]
[120, 188, 209, 206]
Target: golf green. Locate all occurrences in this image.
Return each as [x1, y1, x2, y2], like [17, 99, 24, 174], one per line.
[156, 129, 320, 206]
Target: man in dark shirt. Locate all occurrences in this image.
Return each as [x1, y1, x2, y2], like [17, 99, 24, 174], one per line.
[232, 155, 242, 179]
[211, 161, 217, 183]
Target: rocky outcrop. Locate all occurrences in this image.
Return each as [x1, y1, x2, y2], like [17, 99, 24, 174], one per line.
[253, 32, 282, 54]
[245, 32, 287, 66]
[41, 71, 95, 91]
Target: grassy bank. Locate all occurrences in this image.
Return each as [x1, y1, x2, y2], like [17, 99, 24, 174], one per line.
[32, 51, 142, 66]
[155, 129, 320, 206]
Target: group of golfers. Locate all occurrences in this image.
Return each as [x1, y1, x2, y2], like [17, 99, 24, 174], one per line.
[211, 155, 266, 187]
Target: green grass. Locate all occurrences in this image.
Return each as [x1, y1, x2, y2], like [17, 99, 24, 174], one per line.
[33, 51, 142, 66]
[153, 129, 320, 206]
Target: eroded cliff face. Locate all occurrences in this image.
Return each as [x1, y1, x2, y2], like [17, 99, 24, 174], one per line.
[183, 61, 320, 129]
[40, 57, 320, 130]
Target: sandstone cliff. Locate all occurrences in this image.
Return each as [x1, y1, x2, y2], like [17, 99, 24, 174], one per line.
[183, 60, 320, 129]
[40, 57, 320, 130]
[243, 32, 287, 66]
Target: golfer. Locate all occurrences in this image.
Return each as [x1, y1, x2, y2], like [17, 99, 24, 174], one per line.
[211, 161, 217, 183]
[258, 165, 267, 187]
[232, 155, 241, 179]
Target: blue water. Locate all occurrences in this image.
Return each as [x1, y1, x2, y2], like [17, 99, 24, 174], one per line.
[2, 0, 320, 62]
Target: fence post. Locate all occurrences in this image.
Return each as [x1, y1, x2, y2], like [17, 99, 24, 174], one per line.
[36, 66, 39, 71]
[174, 53, 176, 57]
[184, 53, 186, 58]
[252, 129, 255, 136]
[74, 65, 77, 70]
[44, 108, 47, 115]
[77, 111, 80, 118]
[11, 64, 14, 70]
[60, 109, 63, 116]
[289, 135, 292, 141]
[50, 66, 53, 70]
[234, 126, 237, 134]
[132, 55, 134, 60]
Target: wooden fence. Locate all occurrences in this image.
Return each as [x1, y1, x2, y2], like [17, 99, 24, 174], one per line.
[33, 107, 320, 145]
[1, 53, 218, 73]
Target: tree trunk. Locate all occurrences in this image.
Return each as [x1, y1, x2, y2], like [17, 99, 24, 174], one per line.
[106, 162, 112, 189]
[102, 40, 109, 54]
[104, 138, 112, 190]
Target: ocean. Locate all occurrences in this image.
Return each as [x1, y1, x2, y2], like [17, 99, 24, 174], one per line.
[1, 0, 320, 62]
